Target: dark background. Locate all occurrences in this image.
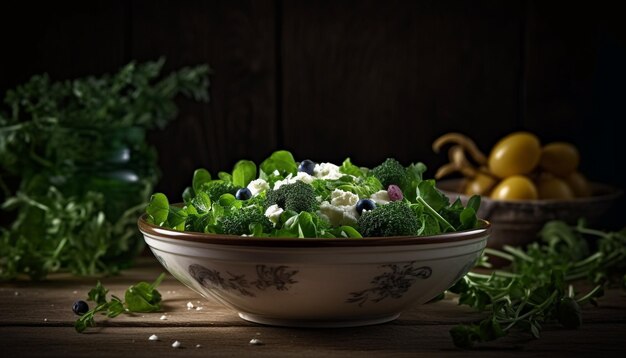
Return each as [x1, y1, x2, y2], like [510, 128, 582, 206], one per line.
[1, 0, 624, 227]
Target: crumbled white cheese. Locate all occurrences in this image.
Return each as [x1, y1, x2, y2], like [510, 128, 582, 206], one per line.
[317, 189, 359, 226]
[264, 204, 284, 225]
[44, 318, 48, 322]
[172, 341, 182, 348]
[196, 344, 202, 348]
[370, 190, 390, 205]
[273, 171, 314, 190]
[318, 202, 358, 227]
[249, 338, 264, 345]
[272, 170, 281, 176]
[247, 178, 270, 196]
[14, 291, 19, 296]
[196, 306, 203, 311]
[330, 189, 359, 207]
[186, 302, 194, 310]
[160, 315, 167, 320]
[313, 162, 344, 180]
[149, 334, 159, 341]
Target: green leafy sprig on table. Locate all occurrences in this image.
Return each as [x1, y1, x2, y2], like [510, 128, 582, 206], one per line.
[448, 220, 626, 348]
[0, 58, 210, 280]
[75, 273, 166, 333]
[145, 150, 482, 239]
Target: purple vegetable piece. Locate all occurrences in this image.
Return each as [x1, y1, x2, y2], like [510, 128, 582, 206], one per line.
[387, 185, 403, 201]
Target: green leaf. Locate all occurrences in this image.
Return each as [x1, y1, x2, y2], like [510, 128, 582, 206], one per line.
[167, 206, 188, 230]
[87, 281, 109, 305]
[106, 297, 125, 318]
[146, 193, 169, 225]
[459, 207, 477, 230]
[182, 187, 194, 205]
[232, 160, 257, 187]
[260, 150, 297, 177]
[191, 192, 212, 213]
[402, 162, 427, 202]
[337, 226, 362, 238]
[467, 195, 481, 213]
[218, 193, 237, 207]
[125, 282, 162, 312]
[192, 168, 212, 193]
[417, 180, 449, 212]
[339, 158, 364, 177]
[75, 273, 165, 333]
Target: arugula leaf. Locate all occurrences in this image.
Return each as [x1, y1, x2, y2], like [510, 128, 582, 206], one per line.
[414, 182, 454, 232]
[401, 162, 427, 202]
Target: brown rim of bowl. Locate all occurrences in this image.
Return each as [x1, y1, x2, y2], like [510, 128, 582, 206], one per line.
[137, 214, 491, 247]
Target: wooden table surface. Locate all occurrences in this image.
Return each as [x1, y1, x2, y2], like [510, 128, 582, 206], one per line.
[1, 257, 625, 357]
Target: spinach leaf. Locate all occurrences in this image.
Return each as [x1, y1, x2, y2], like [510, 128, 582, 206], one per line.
[146, 193, 170, 225]
[260, 150, 297, 177]
[192, 168, 212, 194]
[232, 160, 257, 188]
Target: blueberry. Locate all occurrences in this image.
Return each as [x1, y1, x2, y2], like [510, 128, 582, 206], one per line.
[235, 187, 252, 200]
[387, 185, 404, 201]
[72, 300, 89, 316]
[298, 159, 316, 176]
[356, 199, 376, 215]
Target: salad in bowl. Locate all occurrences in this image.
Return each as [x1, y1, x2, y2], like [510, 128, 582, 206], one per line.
[145, 150, 482, 238]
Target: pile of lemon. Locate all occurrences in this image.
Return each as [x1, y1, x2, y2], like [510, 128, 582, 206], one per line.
[433, 132, 591, 200]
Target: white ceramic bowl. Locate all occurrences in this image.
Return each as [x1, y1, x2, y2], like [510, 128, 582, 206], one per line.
[138, 215, 490, 328]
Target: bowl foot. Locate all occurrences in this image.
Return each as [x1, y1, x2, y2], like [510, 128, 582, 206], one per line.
[238, 312, 400, 328]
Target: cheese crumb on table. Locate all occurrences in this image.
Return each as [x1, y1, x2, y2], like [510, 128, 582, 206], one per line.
[172, 341, 181, 348]
[149, 334, 158, 341]
[249, 338, 264, 345]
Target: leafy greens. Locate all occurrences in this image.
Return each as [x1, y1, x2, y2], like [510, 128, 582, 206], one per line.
[145, 150, 481, 238]
[0, 58, 210, 280]
[75, 273, 166, 333]
[448, 220, 626, 348]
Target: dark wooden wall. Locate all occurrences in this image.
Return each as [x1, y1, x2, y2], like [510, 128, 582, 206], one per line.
[1, 0, 624, 225]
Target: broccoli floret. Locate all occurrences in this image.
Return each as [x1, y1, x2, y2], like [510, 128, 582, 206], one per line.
[370, 158, 406, 188]
[266, 181, 318, 213]
[219, 206, 272, 235]
[357, 201, 419, 237]
[200, 180, 238, 202]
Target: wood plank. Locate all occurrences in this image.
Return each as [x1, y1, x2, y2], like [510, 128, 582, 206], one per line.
[1, 323, 625, 357]
[130, 0, 277, 199]
[281, 0, 524, 172]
